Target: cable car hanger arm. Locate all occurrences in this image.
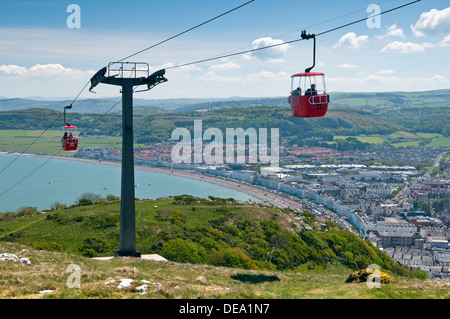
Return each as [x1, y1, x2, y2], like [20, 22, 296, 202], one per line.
[301, 30, 316, 73]
[63, 104, 73, 127]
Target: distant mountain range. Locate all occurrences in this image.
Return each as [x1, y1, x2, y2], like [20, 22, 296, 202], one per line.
[0, 89, 448, 115]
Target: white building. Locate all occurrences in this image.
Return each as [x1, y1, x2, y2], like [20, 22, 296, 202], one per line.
[375, 217, 417, 234]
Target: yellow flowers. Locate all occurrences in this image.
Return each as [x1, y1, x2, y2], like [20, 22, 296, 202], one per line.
[346, 268, 396, 284]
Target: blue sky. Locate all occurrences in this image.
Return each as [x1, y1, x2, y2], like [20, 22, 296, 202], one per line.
[0, 0, 449, 99]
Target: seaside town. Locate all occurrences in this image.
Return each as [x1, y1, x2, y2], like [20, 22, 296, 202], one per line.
[74, 140, 450, 279]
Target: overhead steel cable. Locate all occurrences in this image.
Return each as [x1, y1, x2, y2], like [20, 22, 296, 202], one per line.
[0, 82, 90, 175]
[0, 80, 91, 175]
[166, 0, 421, 70]
[210, 0, 396, 59]
[0, 1, 255, 178]
[0, 98, 123, 199]
[116, 0, 255, 63]
[0, 0, 422, 201]
[316, 0, 422, 37]
[0, 113, 63, 176]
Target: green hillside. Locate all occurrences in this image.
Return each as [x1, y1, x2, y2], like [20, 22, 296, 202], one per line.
[1, 196, 445, 299]
[0, 196, 426, 276]
[0, 91, 448, 152]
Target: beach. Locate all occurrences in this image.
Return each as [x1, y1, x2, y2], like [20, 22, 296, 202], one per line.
[37, 154, 304, 211]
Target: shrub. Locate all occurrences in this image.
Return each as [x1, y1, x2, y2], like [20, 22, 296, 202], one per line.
[0, 212, 16, 221]
[207, 248, 259, 270]
[223, 250, 242, 268]
[169, 210, 186, 226]
[79, 237, 112, 257]
[78, 198, 94, 206]
[29, 241, 63, 252]
[106, 194, 119, 201]
[50, 202, 66, 210]
[16, 206, 38, 217]
[346, 268, 396, 284]
[161, 238, 207, 264]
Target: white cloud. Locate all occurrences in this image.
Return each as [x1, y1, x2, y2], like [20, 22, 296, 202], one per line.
[201, 70, 288, 85]
[380, 41, 434, 53]
[244, 37, 290, 61]
[0, 63, 95, 78]
[327, 73, 450, 92]
[377, 24, 405, 39]
[0, 64, 27, 76]
[245, 71, 288, 83]
[411, 7, 450, 37]
[151, 62, 201, 74]
[376, 69, 395, 75]
[203, 71, 245, 84]
[438, 34, 450, 47]
[209, 61, 241, 72]
[334, 32, 369, 49]
[338, 63, 358, 69]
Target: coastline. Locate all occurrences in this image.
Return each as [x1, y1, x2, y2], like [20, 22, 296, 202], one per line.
[32, 154, 303, 211]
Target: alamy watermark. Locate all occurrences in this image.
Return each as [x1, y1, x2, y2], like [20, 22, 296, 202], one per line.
[171, 120, 279, 167]
[366, 264, 381, 289]
[367, 4, 381, 29]
[66, 4, 81, 29]
[66, 264, 81, 288]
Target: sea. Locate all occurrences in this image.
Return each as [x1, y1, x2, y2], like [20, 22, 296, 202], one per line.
[0, 153, 259, 213]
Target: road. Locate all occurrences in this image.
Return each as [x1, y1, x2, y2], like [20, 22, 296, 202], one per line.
[423, 151, 446, 181]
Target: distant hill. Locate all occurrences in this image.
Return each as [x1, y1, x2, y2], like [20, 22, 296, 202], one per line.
[0, 88, 448, 142]
[329, 89, 450, 110]
[0, 104, 447, 144]
[2, 89, 448, 115]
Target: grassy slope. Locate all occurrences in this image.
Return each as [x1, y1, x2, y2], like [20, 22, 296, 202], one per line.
[1, 197, 447, 299]
[1, 241, 448, 299]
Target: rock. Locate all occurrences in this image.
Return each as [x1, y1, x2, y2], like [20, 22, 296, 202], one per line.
[1, 253, 31, 265]
[136, 284, 150, 295]
[117, 279, 133, 289]
[39, 290, 54, 294]
[19, 258, 31, 265]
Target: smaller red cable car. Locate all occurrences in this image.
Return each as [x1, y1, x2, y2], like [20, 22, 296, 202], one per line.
[61, 105, 79, 152]
[289, 72, 329, 118]
[289, 30, 329, 118]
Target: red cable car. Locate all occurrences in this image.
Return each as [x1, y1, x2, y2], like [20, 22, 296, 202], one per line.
[289, 30, 329, 118]
[61, 105, 79, 152]
[289, 72, 329, 118]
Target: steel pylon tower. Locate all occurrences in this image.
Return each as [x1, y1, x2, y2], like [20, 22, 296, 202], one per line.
[89, 62, 168, 257]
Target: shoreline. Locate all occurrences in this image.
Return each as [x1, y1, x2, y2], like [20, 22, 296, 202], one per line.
[29, 153, 303, 211]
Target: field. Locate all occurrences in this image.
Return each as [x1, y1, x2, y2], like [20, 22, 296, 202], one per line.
[0, 130, 127, 156]
[334, 131, 450, 148]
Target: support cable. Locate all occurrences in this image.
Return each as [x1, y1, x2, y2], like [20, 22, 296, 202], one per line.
[0, 1, 254, 177]
[0, 0, 422, 198]
[116, 0, 255, 63]
[0, 98, 122, 199]
[166, 0, 421, 70]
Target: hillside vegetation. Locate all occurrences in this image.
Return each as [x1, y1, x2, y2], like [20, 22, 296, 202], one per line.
[0, 196, 427, 277]
[0, 90, 448, 148]
[1, 196, 448, 299]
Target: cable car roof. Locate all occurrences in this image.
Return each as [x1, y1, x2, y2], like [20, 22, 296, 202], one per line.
[291, 72, 325, 77]
[63, 125, 77, 129]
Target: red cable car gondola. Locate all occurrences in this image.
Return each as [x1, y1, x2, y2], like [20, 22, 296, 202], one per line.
[289, 31, 329, 118]
[61, 105, 79, 152]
